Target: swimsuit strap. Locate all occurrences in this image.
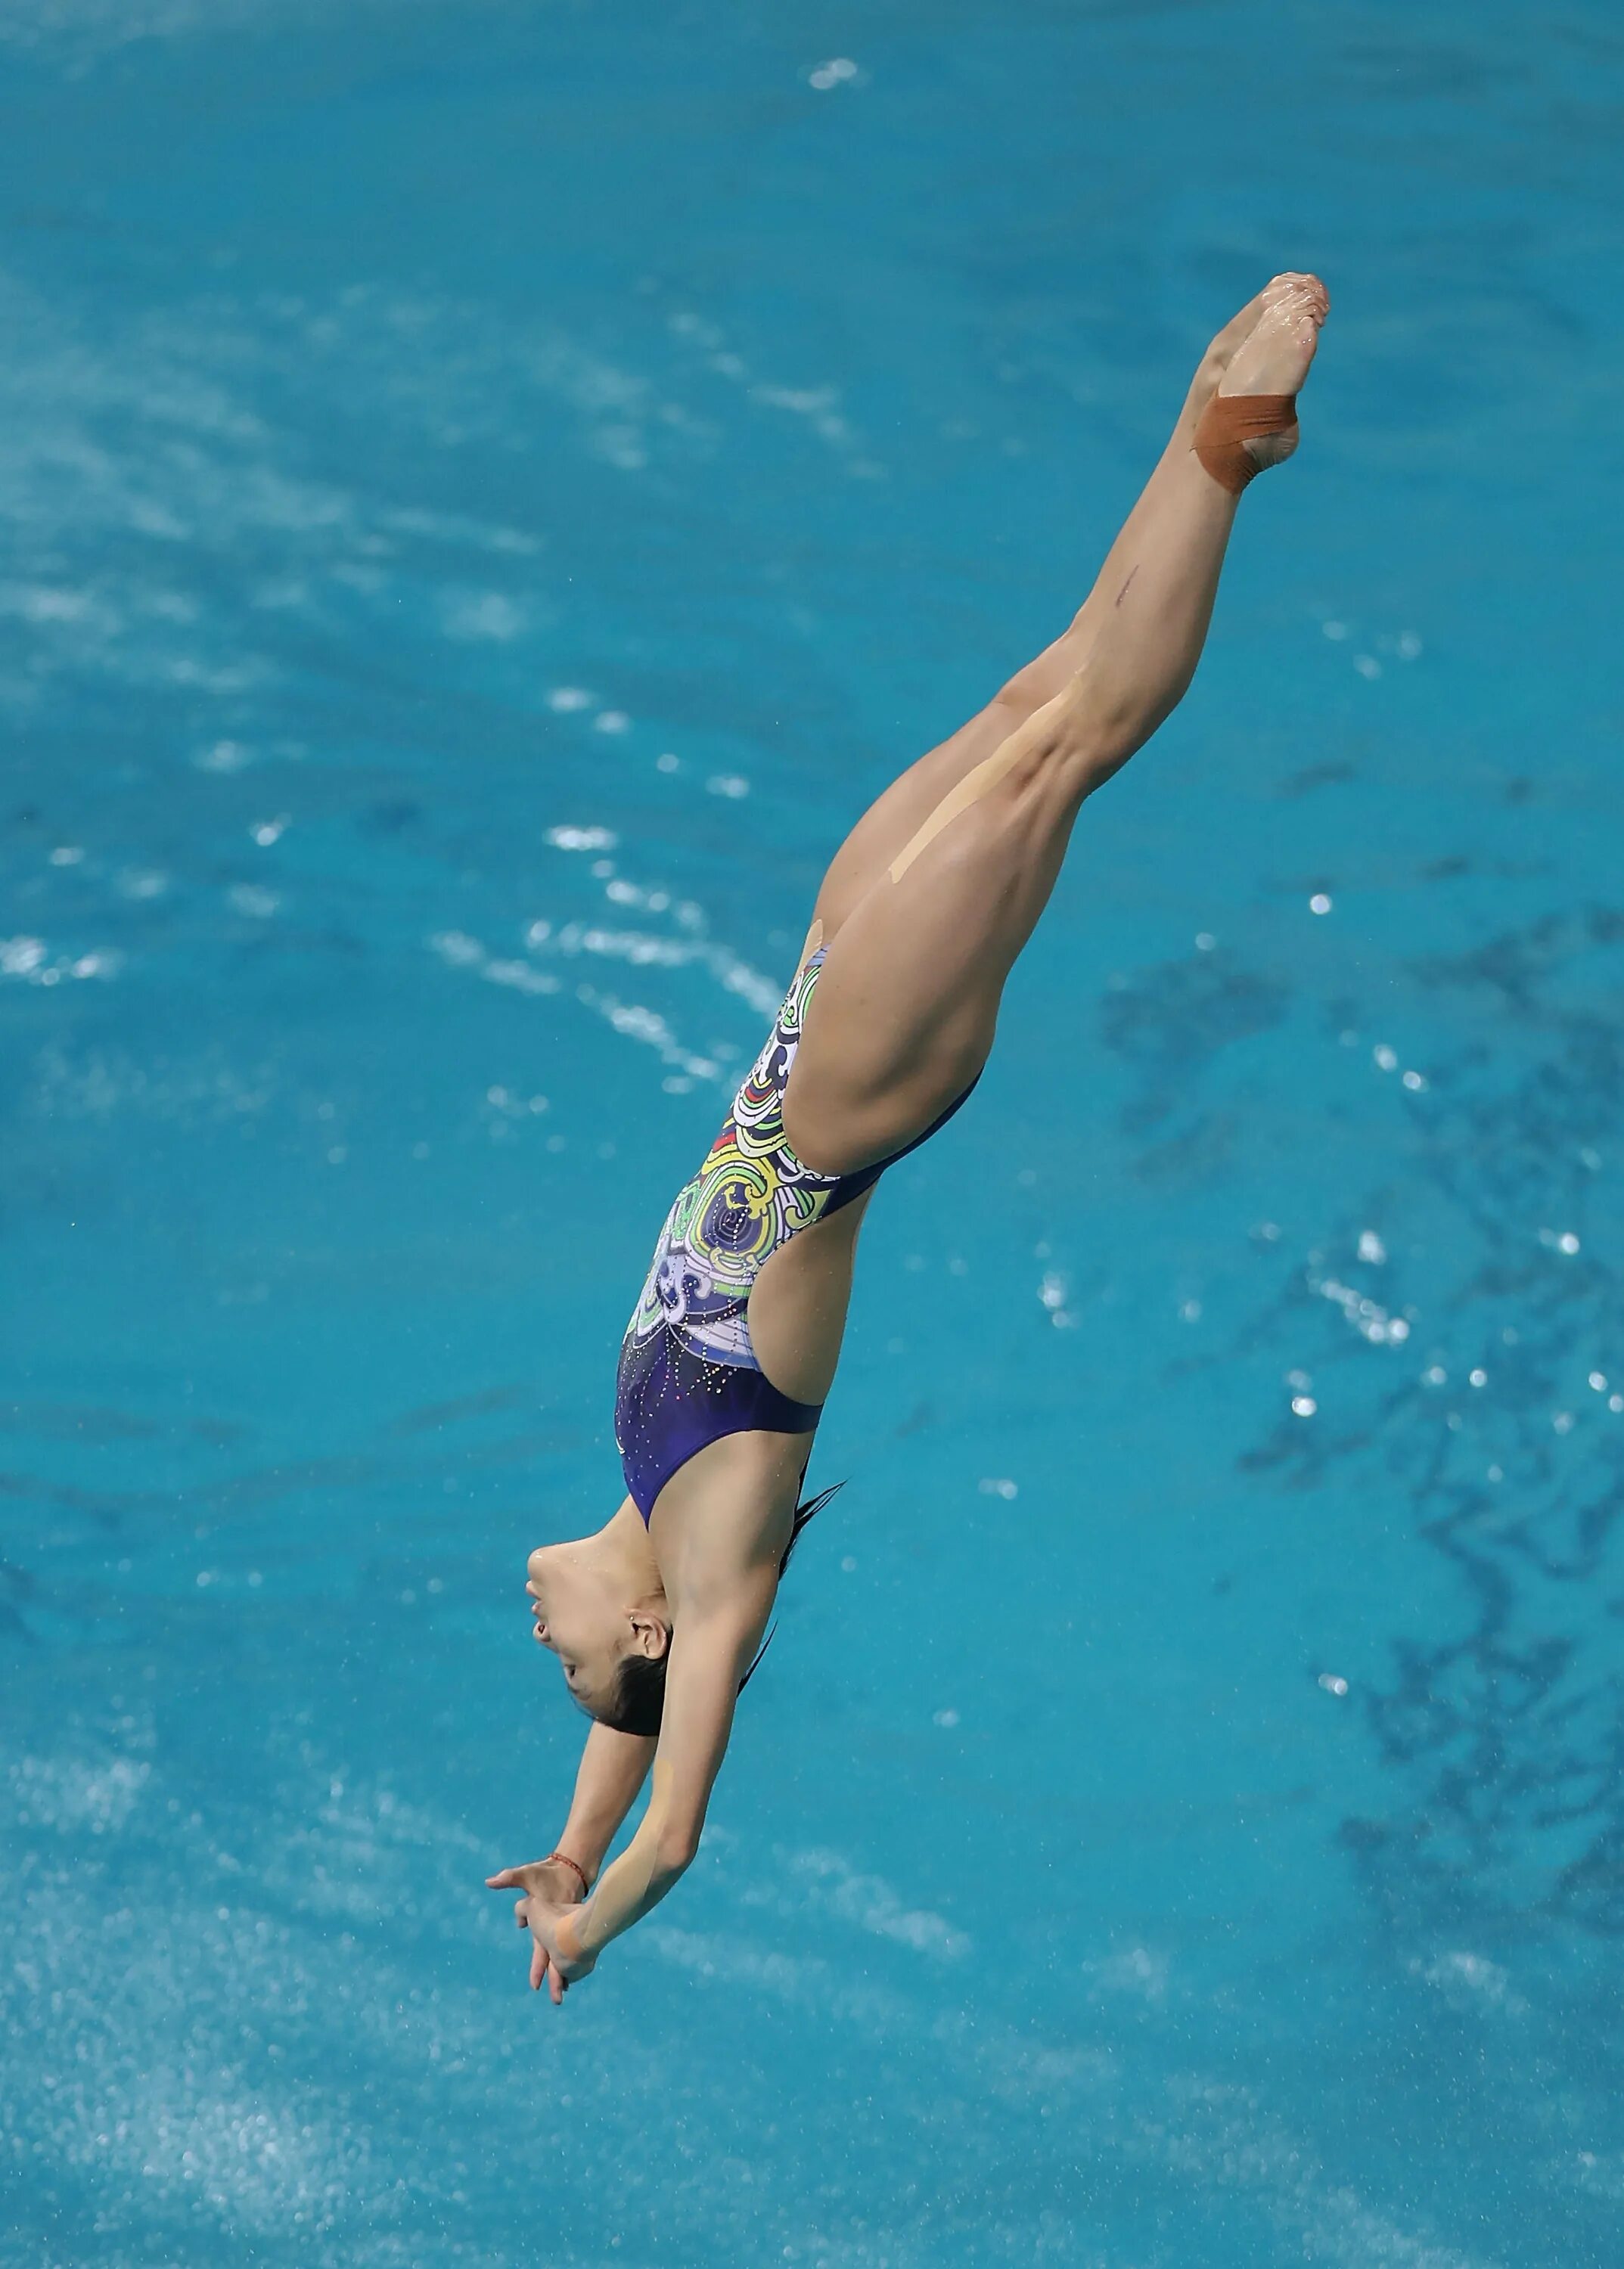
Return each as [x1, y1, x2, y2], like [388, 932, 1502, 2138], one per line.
[1191, 391, 1298, 495]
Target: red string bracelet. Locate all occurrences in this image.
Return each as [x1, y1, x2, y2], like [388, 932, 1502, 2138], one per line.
[542, 1850, 590, 1899]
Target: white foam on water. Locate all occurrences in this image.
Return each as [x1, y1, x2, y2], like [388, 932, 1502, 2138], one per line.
[8, 1752, 152, 1833]
[427, 913, 781, 1090]
[3, 1693, 1520, 2269]
[776, 1847, 970, 1961]
[439, 590, 528, 642]
[29, 1038, 278, 1123]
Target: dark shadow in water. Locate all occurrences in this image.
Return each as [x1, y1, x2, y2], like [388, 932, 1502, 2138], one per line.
[1129, 909, 1624, 1943]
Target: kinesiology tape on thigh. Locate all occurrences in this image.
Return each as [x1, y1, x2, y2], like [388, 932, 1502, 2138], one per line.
[887, 697, 1067, 884]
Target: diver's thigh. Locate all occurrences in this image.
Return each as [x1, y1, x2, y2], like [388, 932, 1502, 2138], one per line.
[810, 694, 1024, 942]
[787, 776, 1068, 1172]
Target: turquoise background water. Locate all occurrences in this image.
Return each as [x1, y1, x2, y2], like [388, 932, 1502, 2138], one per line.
[5, 5, 1623, 2264]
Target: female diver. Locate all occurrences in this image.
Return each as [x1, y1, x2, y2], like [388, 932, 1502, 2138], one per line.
[488, 272, 1331, 2001]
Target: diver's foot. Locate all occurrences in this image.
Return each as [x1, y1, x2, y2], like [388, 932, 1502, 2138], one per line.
[1213, 271, 1328, 474]
[1182, 289, 1268, 432]
[1195, 287, 1270, 390]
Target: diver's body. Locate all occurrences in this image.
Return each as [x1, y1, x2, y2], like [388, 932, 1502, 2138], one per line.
[489, 274, 1330, 2001]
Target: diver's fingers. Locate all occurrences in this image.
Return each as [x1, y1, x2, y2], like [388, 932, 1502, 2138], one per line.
[514, 1898, 529, 1929]
[486, 1867, 522, 1889]
[529, 1933, 548, 1992]
[548, 1960, 567, 2007]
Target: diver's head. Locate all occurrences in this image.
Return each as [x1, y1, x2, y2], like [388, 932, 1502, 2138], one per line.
[526, 1482, 846, 1735]
[525, 1507, 669, 1725]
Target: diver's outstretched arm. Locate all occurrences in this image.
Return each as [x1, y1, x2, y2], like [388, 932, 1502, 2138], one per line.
[485, 1720, 656, 1951]
[557, 1721, 659, 1873]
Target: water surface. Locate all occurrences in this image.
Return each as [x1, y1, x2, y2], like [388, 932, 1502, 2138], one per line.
[4, 5, 1623, 2263]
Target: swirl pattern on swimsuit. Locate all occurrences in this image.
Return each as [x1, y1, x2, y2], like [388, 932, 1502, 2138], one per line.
[625, 949, 842, 1375]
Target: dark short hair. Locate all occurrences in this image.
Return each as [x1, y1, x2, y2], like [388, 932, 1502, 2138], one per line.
[592, 1482, 843, 1737]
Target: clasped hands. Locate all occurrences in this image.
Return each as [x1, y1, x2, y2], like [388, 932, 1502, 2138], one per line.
[484, 1858, 597, 2006]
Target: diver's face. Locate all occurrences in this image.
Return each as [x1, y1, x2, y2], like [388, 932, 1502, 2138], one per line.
[525, 1541, 634, 1717]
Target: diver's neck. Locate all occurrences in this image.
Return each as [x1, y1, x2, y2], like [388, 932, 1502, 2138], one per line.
[595, 1494, 663, 1599]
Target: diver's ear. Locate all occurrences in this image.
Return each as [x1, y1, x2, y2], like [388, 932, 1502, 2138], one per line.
[626, 1608, 672, 1662]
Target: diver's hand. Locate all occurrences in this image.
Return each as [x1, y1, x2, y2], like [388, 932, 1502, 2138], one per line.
[484, 1863, 596, 2004]
[486, 1857, 585, 1912]
[526, 1898, 596, 2004]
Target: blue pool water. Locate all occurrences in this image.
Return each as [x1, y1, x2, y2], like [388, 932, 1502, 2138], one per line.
[5, 5, 1623, 2261]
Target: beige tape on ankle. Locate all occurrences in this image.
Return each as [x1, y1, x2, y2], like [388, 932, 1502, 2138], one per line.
[1191, 390, 1298, 495]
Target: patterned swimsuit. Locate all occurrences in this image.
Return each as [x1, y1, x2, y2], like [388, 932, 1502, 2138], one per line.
[614, 948, 971, 1519]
